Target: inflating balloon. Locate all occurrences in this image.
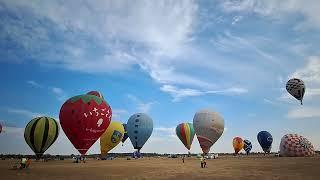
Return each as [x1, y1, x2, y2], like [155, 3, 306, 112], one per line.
[257, 131, 273, 153]
[100, 121, 124, 156]
[122, 123, 129, 143]
[127, 113, 153, 152]
[280, 134, 315, 157]
[59, 94, 112, 155]
[24, 117, 59, 157]
[193, 110, 224, 154]
[87, 91, 104, 99]
[233, 137, 244, 154]
[286, 78, 305, 105]
[243, 139, 252, 155]
[176, 123, 195, 151]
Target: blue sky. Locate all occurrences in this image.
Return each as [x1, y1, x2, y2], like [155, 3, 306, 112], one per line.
[1, 0, 320, 155]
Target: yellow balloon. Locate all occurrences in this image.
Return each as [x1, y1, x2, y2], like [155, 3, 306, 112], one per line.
[100, 121, 125, 156]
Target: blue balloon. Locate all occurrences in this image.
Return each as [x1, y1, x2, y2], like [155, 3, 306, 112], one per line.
[122, 123, 129, 143]
[257, 131, 273, 153]
[127, 113, 153, 151]
[243, 139, 252, 154]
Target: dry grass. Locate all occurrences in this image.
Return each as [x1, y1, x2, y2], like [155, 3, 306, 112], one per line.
[1, 155, 319, 180]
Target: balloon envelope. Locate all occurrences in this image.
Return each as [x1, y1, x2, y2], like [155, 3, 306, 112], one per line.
[122, 123, 129, 143]
[257, 131, 273, 153]
[24, 117, 59, 156]
[280, 134, 315, 157]
[176, 123, 195, 150]
[193, 110, 224, 154]
[0, 123, 2, 134]
[286, 78, 305, 105]
[59, 94, 112, 155]
[127, 113, 153, 151]
[233, 137, 244, 154]
[100, 121, 124, 156]
[243, 139, 252, 154]
[87, 91, 104, 99]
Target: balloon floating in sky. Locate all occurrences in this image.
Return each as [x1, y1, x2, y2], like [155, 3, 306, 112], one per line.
[122, 123, 129, 143]
[127, 113, 153, 152]
[286, 78, 305, 105]
[233, 137, 244, 154]
[257, 131, 273, 153]
[176, 123, 195, 151]
[59, 94, 112, 155]
[24, 117, 59, 157]
[243, 139, 252, 155]
[87, 91, 104, 99]
[280, 134, 315, 157]
[193, 110, 224, 154]
[100, 121, 124, 156]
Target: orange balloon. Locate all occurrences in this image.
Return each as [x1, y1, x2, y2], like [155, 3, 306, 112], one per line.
[233, 137, 244, 154]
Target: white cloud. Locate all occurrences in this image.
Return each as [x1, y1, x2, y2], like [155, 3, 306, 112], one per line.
[127, 94, 155, 113]
[112, 109, 128, 120]
[6, 108, 45, 119]
[26, 80, 42, 88]
[50, 87, 67, 102]
[160, 84, 248, 102]
[287, 106, 320, 119]
[220, 0, 320, 30]
[290, 56, 320, 85]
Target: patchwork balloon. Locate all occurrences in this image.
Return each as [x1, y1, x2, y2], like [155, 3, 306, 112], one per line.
[193, 110, 224, 154]
[176, 123, 195, 151]
[59, 94, 112, 155]
[243, 139, 252, 155]
[280, 134, 315, 157]
[286, 78, 305, 105]
[257, 131, 273, 153]
[127, 113, 153, 152]
[233, 137, 244, 154]
[100, 121, 124, 156]
[24, 117, 59, 157]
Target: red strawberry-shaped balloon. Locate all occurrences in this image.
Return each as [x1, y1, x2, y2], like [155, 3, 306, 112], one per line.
[87, 91, 104, 99]
[59, 94, 112, 155]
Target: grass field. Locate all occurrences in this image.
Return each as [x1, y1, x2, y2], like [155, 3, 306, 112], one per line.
[1, 155, 319, 180]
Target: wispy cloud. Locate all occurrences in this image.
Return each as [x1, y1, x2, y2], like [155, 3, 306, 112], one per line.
[26, 80, 42, 88]
[6, 108, 45, 119]
[50, 87, 67, 101]
[112, 109, 128, 120]
[127, 94, 155, 113]
[286, 106, 320, 119]
[160, 84, 248, 102]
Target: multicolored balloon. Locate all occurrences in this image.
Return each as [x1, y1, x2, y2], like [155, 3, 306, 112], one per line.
[176, 123, 195, 151]
[280, 134, 315, 157]
[286, 78, 305, 105]
[257, 131, 273, 153]
[122, 123, 129, 143]
[87, 91, 104, 99]
[59, 94, 112, 155]
[24, 117, 59, 157]
[127, 113, 153, 152]
[193, 110, 224, 154]
[243, 139, 252, 155]
[100, 121, 124, 156]
[233, 137, 244, 154]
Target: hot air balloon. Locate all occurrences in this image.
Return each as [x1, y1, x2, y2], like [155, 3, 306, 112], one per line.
[59, 94, 112, 155]
[0, 123, 2, 134]
[257, 131, 273, 153]
[122, 123, 129, 144]
[243, 139, 252, 155]
[87, 91, 104, 99]
[176, 123, 195, 151]
[24, 117, 59, 158]
[280, 134, 315, 157]
[193, 110, 224, 154]
[100, 121, 125, 156]
[286, 78, 305, 105]
[127, 113, 153, 152]
[233, 137, 244, 154]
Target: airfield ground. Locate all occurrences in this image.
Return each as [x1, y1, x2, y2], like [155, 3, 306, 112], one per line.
[0, 155, 319, 180]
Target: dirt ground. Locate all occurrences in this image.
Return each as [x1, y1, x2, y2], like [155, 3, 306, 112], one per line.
[1, 155, 319, 180]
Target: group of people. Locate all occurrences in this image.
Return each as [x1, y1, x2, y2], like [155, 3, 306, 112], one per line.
[12, 157, 31, 170]
[200, 157, 207, 168]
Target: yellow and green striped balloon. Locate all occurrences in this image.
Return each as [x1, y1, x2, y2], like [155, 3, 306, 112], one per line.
[176, 123, 195, 151]
[24, 117, 59, 156]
